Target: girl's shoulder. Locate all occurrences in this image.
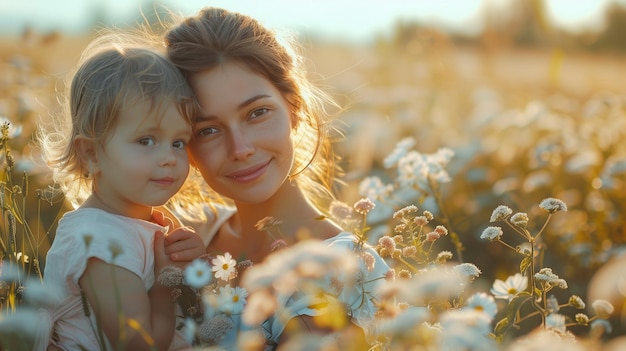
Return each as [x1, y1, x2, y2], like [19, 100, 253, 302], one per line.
[54, 208, 166, 247]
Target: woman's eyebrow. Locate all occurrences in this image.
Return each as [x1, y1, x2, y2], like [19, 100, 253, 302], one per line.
[193, 94, 272, 123]
[237, 94, 271, 110]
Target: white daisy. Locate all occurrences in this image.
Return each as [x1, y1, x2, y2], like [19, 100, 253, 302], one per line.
[490, 273, 528, 300]
[464, 292, 498, 319]
[217, 285, 248, 314]
[212, 252, 237, 282]
[184, 258, 212, 288]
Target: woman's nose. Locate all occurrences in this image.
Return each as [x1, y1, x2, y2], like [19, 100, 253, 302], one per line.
[229, 128, 255, 161]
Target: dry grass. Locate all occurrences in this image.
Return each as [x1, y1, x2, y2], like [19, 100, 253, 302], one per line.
[1, 30, 626, 341]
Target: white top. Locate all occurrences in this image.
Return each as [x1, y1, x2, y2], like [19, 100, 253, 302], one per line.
[262, 231, 389, 345]
[39, 208, 188, 351]
[183, 203, 389, 349]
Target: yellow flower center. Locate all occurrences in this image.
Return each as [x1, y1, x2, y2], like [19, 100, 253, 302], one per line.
[508, 288, 518, 294]
[223, 263, 229, 270]
[233, 295, 239, 303]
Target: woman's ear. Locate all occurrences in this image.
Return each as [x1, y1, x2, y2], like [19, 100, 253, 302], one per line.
[291, 109, 299, 128]
[74, 136, 99, 177]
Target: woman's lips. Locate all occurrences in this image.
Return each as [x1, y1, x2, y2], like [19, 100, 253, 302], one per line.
[226, 160, 271, 183]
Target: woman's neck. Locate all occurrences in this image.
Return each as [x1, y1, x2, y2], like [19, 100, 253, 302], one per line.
[234, 182, 340, 242]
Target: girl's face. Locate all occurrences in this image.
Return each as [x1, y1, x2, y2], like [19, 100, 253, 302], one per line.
[188, 62, 295, 204]
[90, 100, 191, 217]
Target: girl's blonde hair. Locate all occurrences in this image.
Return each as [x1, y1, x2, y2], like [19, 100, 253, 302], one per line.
[164, 7, 343, 211]
[38, 30, 200, 207]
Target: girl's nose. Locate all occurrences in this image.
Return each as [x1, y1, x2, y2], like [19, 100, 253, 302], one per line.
[159, 146, 179, 166]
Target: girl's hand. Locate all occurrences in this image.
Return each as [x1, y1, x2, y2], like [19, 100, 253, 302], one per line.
[154, 230, 175, 274]
[163, 227, 205, 265]
[151, 209, 176, 229]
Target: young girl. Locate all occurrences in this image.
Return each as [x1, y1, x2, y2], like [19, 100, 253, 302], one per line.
[38, 32, 205, 351]
[164, 7, 389, 349]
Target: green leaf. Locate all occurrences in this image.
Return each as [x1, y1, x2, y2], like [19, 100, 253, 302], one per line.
[506, 292, 532, 322]
[494, 316, 510, 338]
[519, 256, 532, 274]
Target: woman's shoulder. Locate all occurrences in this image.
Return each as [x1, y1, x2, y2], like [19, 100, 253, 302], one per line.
[177, 202, 237, 246]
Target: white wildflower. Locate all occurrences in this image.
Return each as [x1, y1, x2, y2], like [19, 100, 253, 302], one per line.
[464, 292, 498, 319]
[358, 176, 393, 201]
[452, 263, 482, 279]
[383, 137, 416, 168]
[575, 313, 589, 325]
[329, 200, 354, 221]
[490, 205, 512, 222]
[217, 285, 248, 314]
[568, 295, 585, 309]
[353, 197, 376, 215]
[510, 212, 529, 227]
[480, 226, 503, 241]
[183, 317, 197, 344]
[491, 273, 528, 300]
[534, 268, 568, 289]
[184, 258, 212, 288]
[212, 252, 237, 282]
[590, 318, 612, 336]
[591, 299, 614, 319]
[539, 198, 567, 213]
[439, 309, 497, 351]
[545, 313, 566, 333]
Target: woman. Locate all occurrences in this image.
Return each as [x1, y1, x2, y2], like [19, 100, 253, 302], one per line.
[164, 7, 389, 349]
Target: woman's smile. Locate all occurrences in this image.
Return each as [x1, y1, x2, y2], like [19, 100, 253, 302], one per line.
[225, 159, 272, 183]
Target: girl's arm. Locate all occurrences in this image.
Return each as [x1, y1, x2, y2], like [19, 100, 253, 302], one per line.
[78, 231, 175, 351]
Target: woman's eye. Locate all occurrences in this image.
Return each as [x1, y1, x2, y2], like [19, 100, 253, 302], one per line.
[197, 127, 219, 137]
[139, 137, 155, 146]
[250, 108, 269, 119]
[172, 140, 186, 149]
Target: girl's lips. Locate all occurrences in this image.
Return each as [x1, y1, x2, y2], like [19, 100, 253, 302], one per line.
[151, 177, 176, 186]
[227, 160, 271, 183]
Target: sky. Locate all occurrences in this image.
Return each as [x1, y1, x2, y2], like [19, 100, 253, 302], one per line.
[0, 0, 623, 43]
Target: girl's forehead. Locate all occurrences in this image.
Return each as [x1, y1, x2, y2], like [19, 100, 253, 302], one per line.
[116, 98, 182, 129]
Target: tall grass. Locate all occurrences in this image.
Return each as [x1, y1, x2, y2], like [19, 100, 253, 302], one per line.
[0, 28, 625, 349]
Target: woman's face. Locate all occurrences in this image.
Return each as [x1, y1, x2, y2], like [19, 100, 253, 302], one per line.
[188, 62, 295, 204]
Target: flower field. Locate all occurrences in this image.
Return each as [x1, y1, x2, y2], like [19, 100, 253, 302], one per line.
[1, 26, 626, 350]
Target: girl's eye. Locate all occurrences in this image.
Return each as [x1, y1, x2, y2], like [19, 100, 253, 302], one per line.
[139, 137, 155, 146]
[172, 140, 187, 149]
[197, 127, 219, 137]
[250, 108, 269, 119]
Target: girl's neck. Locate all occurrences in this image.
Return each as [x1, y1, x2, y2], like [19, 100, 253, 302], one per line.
[82, 192, 153, 222]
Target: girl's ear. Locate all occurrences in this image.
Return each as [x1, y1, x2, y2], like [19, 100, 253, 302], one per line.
[74, 136, 99, 177]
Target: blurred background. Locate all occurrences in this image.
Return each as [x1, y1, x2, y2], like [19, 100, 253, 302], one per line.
[1, 0, 626, 339]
